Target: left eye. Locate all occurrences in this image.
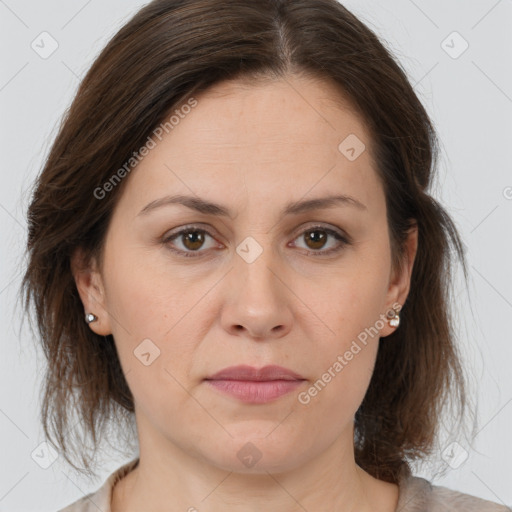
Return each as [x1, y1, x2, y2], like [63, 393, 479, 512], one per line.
[291, 226, 348, 255]
[162, 225, 349, 258]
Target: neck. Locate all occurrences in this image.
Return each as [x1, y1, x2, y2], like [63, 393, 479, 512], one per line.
[112, 420, 398, 512]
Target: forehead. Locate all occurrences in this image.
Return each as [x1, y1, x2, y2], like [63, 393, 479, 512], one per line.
[115, 74, 381, 217]
[178, 74, 369, 147]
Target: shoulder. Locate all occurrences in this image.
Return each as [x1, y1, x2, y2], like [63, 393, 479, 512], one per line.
[429, 483, 511, 512]
[57, 491, 98, 512]
[56, 458, 140, 512]
[397, 474, 510, 512]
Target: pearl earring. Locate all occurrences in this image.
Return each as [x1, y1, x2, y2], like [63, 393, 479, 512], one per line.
[85, 313, 98, 324]
[386, 306, 401, 328]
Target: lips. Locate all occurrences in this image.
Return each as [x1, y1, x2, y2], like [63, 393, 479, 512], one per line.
[204, 364, 306, 403]
[205, 364, 305, 382]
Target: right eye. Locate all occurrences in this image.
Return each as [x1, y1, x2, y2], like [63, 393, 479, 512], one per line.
[162, 226, 220, 258]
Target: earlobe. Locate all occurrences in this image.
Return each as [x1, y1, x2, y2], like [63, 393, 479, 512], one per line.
[70, 247, 112, 336]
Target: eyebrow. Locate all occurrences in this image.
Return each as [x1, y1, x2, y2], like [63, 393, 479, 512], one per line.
[137, 193, 367, 218]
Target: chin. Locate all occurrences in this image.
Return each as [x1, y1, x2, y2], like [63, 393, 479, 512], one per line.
[199, 436, 308, 475]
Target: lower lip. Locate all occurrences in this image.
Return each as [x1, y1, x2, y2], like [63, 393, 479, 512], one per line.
[205, 379, 305, 403]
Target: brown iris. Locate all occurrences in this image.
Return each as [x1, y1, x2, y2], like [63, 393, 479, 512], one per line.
[181, 230, 205, 251]
[303, 229, 327, 250]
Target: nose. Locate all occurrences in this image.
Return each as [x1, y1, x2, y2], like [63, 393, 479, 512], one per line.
[219, 240, 293, 341]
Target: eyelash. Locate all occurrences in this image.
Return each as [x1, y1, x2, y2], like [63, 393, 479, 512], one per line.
[161, 224, 351, 259]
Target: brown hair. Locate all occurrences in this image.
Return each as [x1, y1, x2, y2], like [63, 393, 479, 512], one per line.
[20, 0, 472, 482]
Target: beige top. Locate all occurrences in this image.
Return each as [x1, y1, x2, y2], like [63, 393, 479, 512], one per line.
[57, 458, 510, 512]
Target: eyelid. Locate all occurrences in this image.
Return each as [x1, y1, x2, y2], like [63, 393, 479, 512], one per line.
[291, 222, 350, 241]
[162, 222, 351, 258]
[161, 223, 221, 256]
[289, 224, 351, 256]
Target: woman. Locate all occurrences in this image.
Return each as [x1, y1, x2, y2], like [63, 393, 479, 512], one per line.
[20, 0, 508, 510]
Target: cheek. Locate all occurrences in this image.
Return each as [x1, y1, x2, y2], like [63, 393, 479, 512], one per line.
[103, 237, 190, 334]
[104, 271, 201, 421]
[295, 243, 390, 345]
[297, 280, 383, 426]
[293, 245, 390, 411]
[101, 244, 202, 385]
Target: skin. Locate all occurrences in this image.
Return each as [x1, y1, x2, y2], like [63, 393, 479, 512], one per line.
[72, 73, 418, 512]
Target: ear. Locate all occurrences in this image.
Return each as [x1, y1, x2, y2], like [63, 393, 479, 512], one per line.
[380, 222, 418, 338]
[70, 247, 112, 336]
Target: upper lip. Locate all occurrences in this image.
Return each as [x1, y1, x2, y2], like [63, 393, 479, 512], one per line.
[205, 365, 305, 381]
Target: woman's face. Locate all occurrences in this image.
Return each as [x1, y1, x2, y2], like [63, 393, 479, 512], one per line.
[75, 74, 416, 473]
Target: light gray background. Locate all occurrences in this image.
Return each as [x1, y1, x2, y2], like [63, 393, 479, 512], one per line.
[1, 0, 511, 510]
